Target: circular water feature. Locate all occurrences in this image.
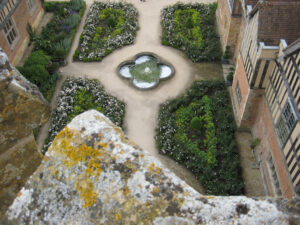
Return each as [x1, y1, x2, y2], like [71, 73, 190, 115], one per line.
[118, 53, 175, 89]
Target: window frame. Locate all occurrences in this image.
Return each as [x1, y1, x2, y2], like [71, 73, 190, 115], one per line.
[2, 17, 19, 49]
[276, 100, 296, 146]
[235, 82, 242, 105]
[26, 0, 37, 15]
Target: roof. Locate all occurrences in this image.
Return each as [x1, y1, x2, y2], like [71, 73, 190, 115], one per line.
[250, 1, 300, 46]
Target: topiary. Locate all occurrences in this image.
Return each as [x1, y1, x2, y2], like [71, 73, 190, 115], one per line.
[190, 117, 202, 131]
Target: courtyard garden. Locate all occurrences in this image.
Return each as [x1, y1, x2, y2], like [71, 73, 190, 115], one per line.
[18, 0, 256, 196]
[156, 80, 244, 195]
[73, 2, 139, 61]
[43, 77, 125, 153]
[161, 2, 221, 62]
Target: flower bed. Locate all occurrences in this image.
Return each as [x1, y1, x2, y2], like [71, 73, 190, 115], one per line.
[18, 0, 85, 101]
[43, 77, 125, 153]
[161, 3, 221, 62]
[35, 0, 86, 63]
[73, 2, 139, 62]
[155, 80, 244, 195]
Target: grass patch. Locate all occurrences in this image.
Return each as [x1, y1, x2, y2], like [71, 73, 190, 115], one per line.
[156, 80, 244, 195]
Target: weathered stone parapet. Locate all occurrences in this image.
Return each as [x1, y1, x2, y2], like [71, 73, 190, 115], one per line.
[0, 50, 51, 218]
[2, 110, 299, 224]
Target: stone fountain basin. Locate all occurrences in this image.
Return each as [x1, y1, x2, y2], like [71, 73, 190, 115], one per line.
[117, 52, 175, 90]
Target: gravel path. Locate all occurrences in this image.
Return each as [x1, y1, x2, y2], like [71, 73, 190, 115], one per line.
[39, 0, 223, 193]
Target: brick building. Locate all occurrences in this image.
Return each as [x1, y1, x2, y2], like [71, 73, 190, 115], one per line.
[0, 0, 43, 65]
[217, 0, 300, 198]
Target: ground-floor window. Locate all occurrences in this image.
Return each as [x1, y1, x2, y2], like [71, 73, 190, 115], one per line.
[3, 17, 18, 47]
[235, 82, 242, 105]
[267, 154, 282, 196]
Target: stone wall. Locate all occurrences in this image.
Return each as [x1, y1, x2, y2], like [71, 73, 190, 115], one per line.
[2, 110, 300, 224]
[216, 0, 242, 59]
[0, 50, 50, 218]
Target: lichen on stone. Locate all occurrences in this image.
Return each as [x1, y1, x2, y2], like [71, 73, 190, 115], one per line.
[2, 110, 300, 225]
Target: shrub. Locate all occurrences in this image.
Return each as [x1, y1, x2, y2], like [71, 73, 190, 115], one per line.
[227, 71, 234, 82]
[47, 62, 59, 74]
[23, 50, 51, 68]
[20, 64, 50, 88]
[70, 0, 84, 11]
[64, 14, 81, 29]
[190, 117, 202, 131]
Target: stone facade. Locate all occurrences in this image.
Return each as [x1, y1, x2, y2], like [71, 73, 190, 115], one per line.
[216, 0, 242, 60]
[2, 110, 300, 224]
[0, 0, 44, 66]
[0, 50, 50, 218]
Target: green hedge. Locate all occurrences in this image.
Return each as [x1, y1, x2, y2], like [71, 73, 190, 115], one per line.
[155, 80, 244, 195]
[161, 3, 221, 62]
[18, 51, 59, 101]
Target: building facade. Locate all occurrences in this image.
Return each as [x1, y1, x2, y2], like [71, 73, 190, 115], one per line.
[217, 0, 300, 198]
[0, 0, 43, 65]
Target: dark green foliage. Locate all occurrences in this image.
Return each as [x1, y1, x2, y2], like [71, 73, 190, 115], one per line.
[36, 0, 85, 62]
[23, 50, 51, 68]
[227, 72, 234, 82]
[161, 3, 221, 62]
[190, 117, 202, 131]
[67, 89, 103, 122]
[156, 80, 244, 195]
[26, 23, 37, 43]
[18, 50, 59, 101]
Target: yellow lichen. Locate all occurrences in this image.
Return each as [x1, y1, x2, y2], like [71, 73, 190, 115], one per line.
[54, 127, 110, 208]
[115, 213, 122, 221]
[152, 187, 159, 194]
[74, 179, 98, 208]
[123, 187, 130, 195]
[148, 163, 161, 174]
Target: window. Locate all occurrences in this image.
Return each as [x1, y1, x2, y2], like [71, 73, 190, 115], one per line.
[0, 0, 16, 24]
[267, 155, 282, 196]
[235, 82, 242, 105]
[3, 18, 18, 46]
[276, 101, 296, 146]
[26, 0, 36, 14]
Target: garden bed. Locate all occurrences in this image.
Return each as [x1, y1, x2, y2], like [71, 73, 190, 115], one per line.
[74, 2, 139, 62]
[155, 80, 244, 195]
[18, 0, 85, 101]
[43, 77, 125, 153]
[161, 3, 221, 62]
